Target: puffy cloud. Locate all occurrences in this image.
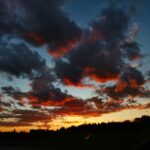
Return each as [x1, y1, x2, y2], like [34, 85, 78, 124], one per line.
[91, 6, 129, 41]
[97, 66, 149, 100]
[0, 1, 149, 129]
[55, 6, 143, 88]
[0, 43, 46, 77]
[2, 76, 74, 107]
[0, 0, 82, 56]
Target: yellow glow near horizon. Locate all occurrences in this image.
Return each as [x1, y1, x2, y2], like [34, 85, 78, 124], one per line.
[0, 108, 150, 132]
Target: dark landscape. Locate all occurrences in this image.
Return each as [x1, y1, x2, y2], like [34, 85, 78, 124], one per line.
[0, 116, 150, 150]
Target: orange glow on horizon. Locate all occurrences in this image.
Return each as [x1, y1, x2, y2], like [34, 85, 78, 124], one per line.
[1, 108, 150, 133]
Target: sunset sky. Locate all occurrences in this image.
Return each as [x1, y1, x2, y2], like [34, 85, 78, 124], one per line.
[0, 0, 150, 132]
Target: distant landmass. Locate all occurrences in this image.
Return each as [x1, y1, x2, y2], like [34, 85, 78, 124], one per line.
[0, 115, 150, 150]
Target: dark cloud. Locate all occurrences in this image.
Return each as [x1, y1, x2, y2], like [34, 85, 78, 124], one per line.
[91, 6, 129, 41]
[0, 122, 31, 127]
[121, 66, 144, 86]
[121, 42, 142, 60]
[0, 1, 149, 129]
[0, 101, 11, 108]
[55, 6, 143, 87]
[0, 109, 51, 127]
[13, 109, 51, 123]
[98, 66, 149, 100]
[146, 70, 150, 80]
[0, 44, 72, 107]
[0, 97, 124, 127]
[1, 90, 149, 127]
[29, 72, 69, 103]
[2, 86, 23, 99]
[0, 43, 46, 77]
[56, 40, 121, 86]
[0, 94, 11, 111]
[1, 84, 132, 118]
[0, 0, 82, 56]
[101, 84, 147, 100]
[52, 96, 141, 117]
[2, 77, 74, 107]
[0, 97, 3, 112]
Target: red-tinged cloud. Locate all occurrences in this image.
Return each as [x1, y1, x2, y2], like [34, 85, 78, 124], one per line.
[63, 78, 94, 89]
[0, 0, 82, 56]
[33, 97, 76, 107]
[89, 73, 119, 83]
[0, 91, 150, 127]
[2, 85, 73, 107]
[97, 66, 149, 100]
[24, 33, 46, 45]
[0, 106, 3, 112]
[49, 39, 79, 58]
[51, 97, 103, 117]
[2, 84, 131, 118]
[84, 67, 120, 83]
[1, 65, 76, 108]
[0, 1, 149, 129]
[52, 96, 149, 118]
[55, 40, 122, 87]
[55, 6, 144, 88]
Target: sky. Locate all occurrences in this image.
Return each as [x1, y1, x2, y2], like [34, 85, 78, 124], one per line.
[0, 0, 150, 132]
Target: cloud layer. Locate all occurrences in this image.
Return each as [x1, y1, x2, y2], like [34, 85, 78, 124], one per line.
[0, 0, 82, 56]
[0, 0, 149, 129]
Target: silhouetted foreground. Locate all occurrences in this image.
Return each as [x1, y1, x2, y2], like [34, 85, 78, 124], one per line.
[0, 116, 150, 150]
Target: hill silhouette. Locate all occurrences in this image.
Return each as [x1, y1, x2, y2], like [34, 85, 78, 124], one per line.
[0, 115, 150, 150]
